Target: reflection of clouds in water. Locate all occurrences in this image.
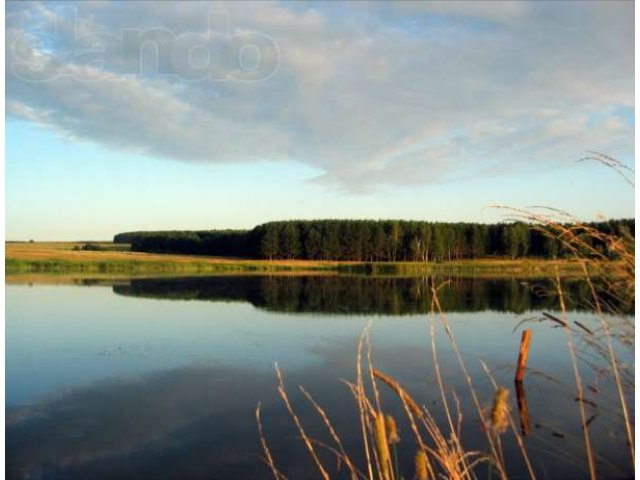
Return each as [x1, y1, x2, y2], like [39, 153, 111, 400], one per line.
[6, 279, 633, 479]
[96, 343, 170, 357]
[7, 338, 632, 480]
[7, 344, 385, 479]
[5, 341, 450, 478]
[7, 363, 279, 479]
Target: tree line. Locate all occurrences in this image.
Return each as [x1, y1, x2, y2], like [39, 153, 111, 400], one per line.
[114, 230, 252, 257]
[114, 218, 634, 261]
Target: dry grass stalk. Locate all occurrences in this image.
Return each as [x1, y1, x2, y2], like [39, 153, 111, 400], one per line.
[553, 270, 597, 480]
[496, 190, 635, 474]
[275, 365, 331, 480]
[367, 332, 384, 413]
[299, 385, 362, 479]
[429, 280, 509, 479]
[372, 369, 422, 418]
[427, 311, 459, 447]
[480, 361, 536, 479]
[356, 329, 377, 480]
[262, 326, 495, 480]
[368, 357, 437, 478]
[255, 402, 288, 480]
[578, 262, 635, 468]
[370, 318, 485, 479]
[579, 152, 634, 187]
[374, 375, 434, 477]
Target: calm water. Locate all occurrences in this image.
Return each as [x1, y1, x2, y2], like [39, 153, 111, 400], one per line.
[6, 275, 634, 479]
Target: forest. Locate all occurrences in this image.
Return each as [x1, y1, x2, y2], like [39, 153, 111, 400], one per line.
[113, 219, 634, 261]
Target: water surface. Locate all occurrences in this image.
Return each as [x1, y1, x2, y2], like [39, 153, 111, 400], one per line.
[6, 275, 634, 479]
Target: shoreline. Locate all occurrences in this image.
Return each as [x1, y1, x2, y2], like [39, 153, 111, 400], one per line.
[5, 242, 618, 279]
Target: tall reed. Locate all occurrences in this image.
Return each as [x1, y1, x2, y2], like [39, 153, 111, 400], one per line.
[256, 156, 634, 479]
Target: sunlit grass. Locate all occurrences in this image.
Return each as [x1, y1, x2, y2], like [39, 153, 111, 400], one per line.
[6, 241, 620, 278]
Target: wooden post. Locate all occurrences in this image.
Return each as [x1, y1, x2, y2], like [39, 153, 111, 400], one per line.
[515, 329, 532, 382]
[514, 379, 531, 436]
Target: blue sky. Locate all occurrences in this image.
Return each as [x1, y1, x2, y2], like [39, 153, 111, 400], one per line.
[5, 1, 635, 240]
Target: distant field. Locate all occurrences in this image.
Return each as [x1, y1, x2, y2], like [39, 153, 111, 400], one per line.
[5, 242, 357, 275]
[6, 241, 130, 251]
[5, 241, 614, 277]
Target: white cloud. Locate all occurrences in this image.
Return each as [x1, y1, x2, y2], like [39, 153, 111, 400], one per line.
[5, 1, 634, 191]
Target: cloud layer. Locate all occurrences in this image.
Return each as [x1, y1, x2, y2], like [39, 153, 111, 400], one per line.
[6, 1, 634, 190]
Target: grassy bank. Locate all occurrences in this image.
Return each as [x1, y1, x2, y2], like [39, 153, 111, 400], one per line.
[5, 242, 353, 275]
[336, 258, 602, 277]
[5, 242, 616, 278]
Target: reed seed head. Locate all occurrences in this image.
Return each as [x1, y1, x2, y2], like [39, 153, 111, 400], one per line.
[490, 387, 510, 434]
[385, 414, 400, 444]
[374, 411, 392, 480]
[414, 450, 429, 480]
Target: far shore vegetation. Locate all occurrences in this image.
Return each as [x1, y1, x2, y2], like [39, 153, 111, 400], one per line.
[5, 240, 627, 278]
[114, 219, 634, 262]
[6, 218, 633, 278]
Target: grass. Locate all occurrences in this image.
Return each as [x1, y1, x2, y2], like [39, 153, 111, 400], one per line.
[337, 258, 611, 277]
[5, 242, 349, 275]
[256, 201, 635, 479]
[5, 241, 621, 278]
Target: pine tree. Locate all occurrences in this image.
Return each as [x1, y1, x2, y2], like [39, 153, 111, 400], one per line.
[281, 223, 301, 259]
[260, 225, 279, 260]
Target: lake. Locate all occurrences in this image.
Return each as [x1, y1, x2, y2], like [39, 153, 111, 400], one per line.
[6, 275, 634, 479]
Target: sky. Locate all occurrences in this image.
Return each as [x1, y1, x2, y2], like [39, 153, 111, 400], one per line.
[5, 1, 635, 240]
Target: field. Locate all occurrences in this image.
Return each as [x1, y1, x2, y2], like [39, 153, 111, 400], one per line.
[5, 242, 354, 274]
[5, 241, 616, 278]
